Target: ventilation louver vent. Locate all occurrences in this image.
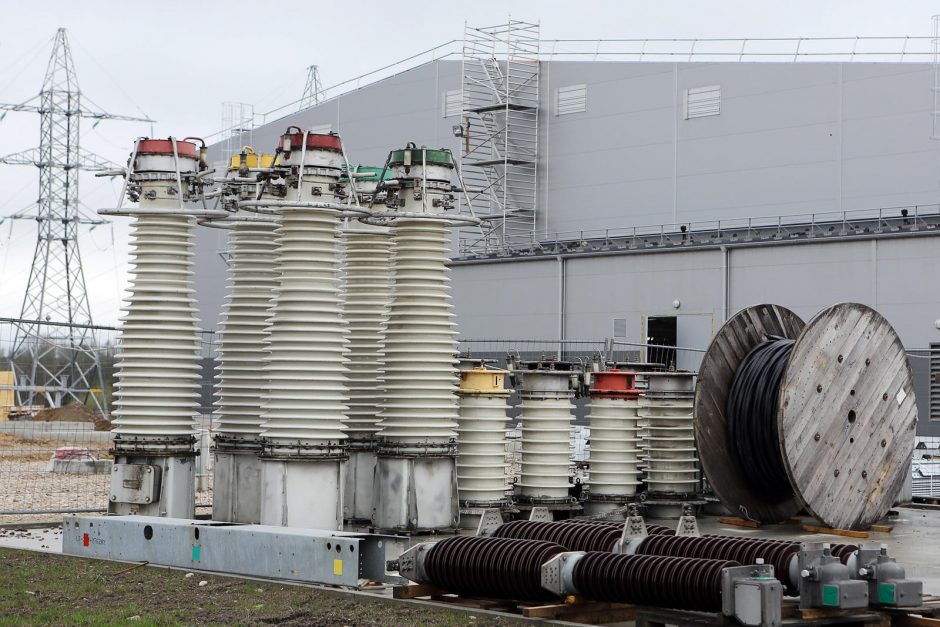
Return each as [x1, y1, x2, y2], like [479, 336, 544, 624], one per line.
[556, 84, 587, 116]
[685, 85, 721, 119]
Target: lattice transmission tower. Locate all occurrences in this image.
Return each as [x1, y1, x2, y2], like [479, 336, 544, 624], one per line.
[0, 28, 153, 414]
[299, 64, 323, 110]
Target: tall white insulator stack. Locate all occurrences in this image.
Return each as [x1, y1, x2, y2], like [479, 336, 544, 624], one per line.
[373, 146, 460, 532]
[256, 130, 349, 530]
[584, 369, 643, 516]
[641, 371, 700, 518]
[516, 367, 577, 517]
[341, 166, 392, 522]
[212, 148, 279, 523]
[104, 138, 211, 519]
[456, 364, 511, 528]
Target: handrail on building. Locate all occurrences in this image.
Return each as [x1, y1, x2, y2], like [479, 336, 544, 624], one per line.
[456, 203, 940, 258]
[208, 33, 936, 143]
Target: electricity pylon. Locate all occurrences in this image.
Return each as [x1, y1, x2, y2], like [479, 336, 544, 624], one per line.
[299, 64, 323, 110]
[0, 28, 153, 414]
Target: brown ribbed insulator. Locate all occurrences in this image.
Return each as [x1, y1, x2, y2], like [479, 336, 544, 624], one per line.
[557, 518, 676, 536]
[424, 536, 565, 601]
[572, 552, 737, 612]
[829, 543, 858, 564]
[491, 519, 622, 552]
[637, 534, 801, 594]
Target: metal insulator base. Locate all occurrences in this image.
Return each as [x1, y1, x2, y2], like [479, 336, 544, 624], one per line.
[457, 394, 510, 505]
[582, 500, 630, 517]
[113, 214, 201, 440]
[344, 449, 377, 522]
[213, 450, 262, 523]
[341, 228, 391, 520]
[587, 397, 642, 498]
[373, 455, 457, 532]
[108, 454, 196, 519]
[424, 536, 565, 601]
[258, 205, 348, 528]
[374, 219, 459, 530]
[260, 458, 344, 530]
[518, 397, 574, 499]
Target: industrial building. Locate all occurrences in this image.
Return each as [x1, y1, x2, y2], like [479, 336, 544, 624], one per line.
[198, 25, 940, 434]
[4, 20, 940, 626]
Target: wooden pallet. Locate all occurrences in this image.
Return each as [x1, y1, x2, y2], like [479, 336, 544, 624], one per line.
[393, 584, 940, 626]
[392, 585, 636, 625]
[802, 524, 872, 539]
[719, 516, 805, 529]
[636, 602, 884, 626]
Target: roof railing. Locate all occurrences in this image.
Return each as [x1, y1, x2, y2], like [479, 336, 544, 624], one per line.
[209, 34, 935, 142]
[456, 203, 940, 258]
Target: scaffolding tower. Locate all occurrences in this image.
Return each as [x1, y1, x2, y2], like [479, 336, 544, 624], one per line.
[0, 28, 153, 414]
[219, 102, 255, 171]
[460, 19, 540, 252]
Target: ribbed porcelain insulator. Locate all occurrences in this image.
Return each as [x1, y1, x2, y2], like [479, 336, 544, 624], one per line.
[216, 220, 278, 439]
[378, 219, 458, 443]
[642, 394, 700, 494]
[587, 397, 642, 497]
[342, 228, 392, 443]
[518, 397, 573, 499]
[113, 214, 201, 438]
[457, 394, 509, 504]
[259, 208, 348, 445]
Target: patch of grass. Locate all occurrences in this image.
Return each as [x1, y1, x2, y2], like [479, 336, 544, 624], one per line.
[0, 548, 521, 626]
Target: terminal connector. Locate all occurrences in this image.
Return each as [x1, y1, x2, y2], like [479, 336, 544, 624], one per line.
[850, 543, 923, 608]
[797, 543, 868, 610]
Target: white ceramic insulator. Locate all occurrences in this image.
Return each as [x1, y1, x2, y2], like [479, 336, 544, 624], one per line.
[518, 397, 574, 499]
[457, 394, 509, 504]
[587, 397, 642, 497]
[641, 394, 700, 494]
[259, 207, 348, 444]
[216, 220, 278, 438]
[378, 219, 458, 442]
[113, 214, 201, 437]
[342, 228, 392, 443]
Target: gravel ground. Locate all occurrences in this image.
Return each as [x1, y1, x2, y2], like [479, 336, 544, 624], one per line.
[0, 431, 212, 524]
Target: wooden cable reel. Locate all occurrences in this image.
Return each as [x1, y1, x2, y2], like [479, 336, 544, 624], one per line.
[693, 302, 917, 530]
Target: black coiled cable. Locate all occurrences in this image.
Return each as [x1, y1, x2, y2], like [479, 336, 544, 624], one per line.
[726, 337, 795, 502]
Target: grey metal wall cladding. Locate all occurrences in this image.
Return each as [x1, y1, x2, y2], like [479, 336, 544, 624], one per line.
[197, 58, 940, 432]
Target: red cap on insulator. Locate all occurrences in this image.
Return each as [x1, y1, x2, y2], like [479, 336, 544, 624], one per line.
[590, 369, 640, 399]
[279, 127, 343, 153]
[136, 139, 199, 159]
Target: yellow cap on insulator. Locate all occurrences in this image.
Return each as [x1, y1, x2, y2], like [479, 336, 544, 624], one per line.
[459, 366, 509, 393]
[228, 147, 278, 171]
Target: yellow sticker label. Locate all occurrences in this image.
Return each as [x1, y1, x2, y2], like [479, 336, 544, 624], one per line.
[333, 559, 343, 576]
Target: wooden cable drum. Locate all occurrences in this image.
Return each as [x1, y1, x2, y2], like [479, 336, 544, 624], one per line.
[693, 302, 917, 530]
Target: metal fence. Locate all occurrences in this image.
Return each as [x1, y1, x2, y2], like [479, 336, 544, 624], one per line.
[0, 330, 932, 521]
[0, 319, 217, 523]
[457, 338, 706, 371]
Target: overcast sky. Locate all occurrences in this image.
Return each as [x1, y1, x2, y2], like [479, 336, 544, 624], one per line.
[0, 0, 937, 326]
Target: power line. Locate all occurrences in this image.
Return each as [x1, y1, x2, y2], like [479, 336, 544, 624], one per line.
[0, 28, 155, 414]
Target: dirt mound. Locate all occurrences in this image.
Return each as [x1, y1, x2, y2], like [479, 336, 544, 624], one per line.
[32, 403, 113, 431]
